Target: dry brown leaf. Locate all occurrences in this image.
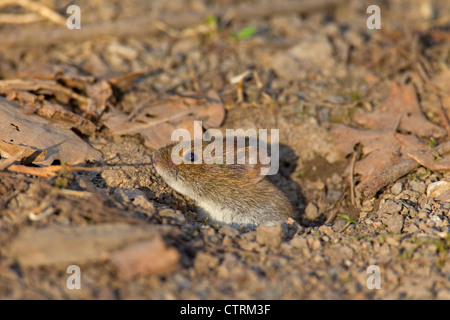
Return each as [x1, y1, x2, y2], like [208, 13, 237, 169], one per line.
[103, 90, 225, 149]
[17, 63, 96, 90]
[0, 97, 102, 165]
[86, 80, 113, 116]
[108, 71, 146, 91]
[331, 123, 410, 183]
[331, 83, 446, 185]
[395, 133, 450, 172]
[353, 83, 446, 138]
[1, 89, 96, 135]
[0, 79, 89, 107]
[0, 139, 47, 165]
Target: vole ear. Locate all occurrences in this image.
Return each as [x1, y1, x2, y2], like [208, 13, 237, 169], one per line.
[240, 146, 271, 183]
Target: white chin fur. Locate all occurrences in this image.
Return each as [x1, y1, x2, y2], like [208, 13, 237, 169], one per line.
[155, 164, 278, 229]
[154, 165, 199, 201]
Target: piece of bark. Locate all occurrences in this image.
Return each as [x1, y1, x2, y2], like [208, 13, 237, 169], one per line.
[109, 237, 180, 279]
[8, 223, 171, 267]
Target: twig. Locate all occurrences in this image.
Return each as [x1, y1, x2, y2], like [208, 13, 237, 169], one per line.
[437, 94, 450, 134]
[356, 140, 450, 199]
[349, 143, 362, 207]
[6, 164, 104, 177]
[0, 0, 66, 26]
[0, 12, 42, 24]
[0, 0, 343, 47]
[0, 149, 25, 170]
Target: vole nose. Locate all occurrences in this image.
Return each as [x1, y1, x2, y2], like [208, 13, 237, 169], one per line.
[152, 155, 158, 166]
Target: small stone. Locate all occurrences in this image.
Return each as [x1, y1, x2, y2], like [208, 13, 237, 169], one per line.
[391, 182, 403, 195]
[436, 190, 450, 202]
[418, 208, 430, 220]
[361, 199, 374, 212]
[237, 232, 258, 251]
[173, 212, 186, 225]
[159, 209, 176, 217]
[410, 180, 426, 194]
[282, 218, 303, 238]
[385, 214, 404, 233]
[404, 223, 419, 233]
[427, 181, 450, 198]
[194, 252, 220, 275]
[219, 226, 239, 237]
[256, 223, 284, 248]
[114, 188, 146, 203]
[379, 200, 403, 215]
[132, 195, 155, 210]
[430, 215, 444, 228]
[290, 235, 307, 249]
[305, 202, 320, 221]
[307, 237, 322, 250]
[317, 224, 334, 236]
[332, 219, 347, 232]
[326, 190, 343, 203]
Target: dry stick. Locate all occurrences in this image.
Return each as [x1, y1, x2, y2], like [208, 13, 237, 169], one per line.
[0, 0, 343, 47]
[349, 143, 362, 207]
[437, 94, 450, 134]
[0, 0, 66, 25]
[0, 13, 43, 24]
[0, 79, 88, 107]
[356, 140, 450, 199]
[6, 164, 104, 178]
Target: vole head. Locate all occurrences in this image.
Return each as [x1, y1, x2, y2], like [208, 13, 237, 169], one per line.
[152, 138, 271, 201]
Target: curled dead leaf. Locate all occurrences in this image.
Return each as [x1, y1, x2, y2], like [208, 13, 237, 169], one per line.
[0, 97, 102, 165]
[103, 90, 225, 149]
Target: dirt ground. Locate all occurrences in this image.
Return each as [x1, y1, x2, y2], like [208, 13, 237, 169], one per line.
[1, 0, 450, 300]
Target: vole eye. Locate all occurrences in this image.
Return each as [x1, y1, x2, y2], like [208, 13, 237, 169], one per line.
[184, 151, 197, 163]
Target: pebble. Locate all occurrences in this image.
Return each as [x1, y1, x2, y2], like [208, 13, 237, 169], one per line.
[332, 219, 347, 232]
[418, 208, 430, 220]
[326, 190, 343, 203]
[305, 202, 320, 221]
[379, 200, 403, 215]
[307, 237, 322, 250]
[159, 209, 177, 217]
[361, 199, 374, 212]
[409, 180, 426, 194]
[430, 215, 444, 228]
[385, 214, 404, 234]
[391, 182, 403, 195]
[427, 181, 450, 198]
[132, 195, 155, 211]
[290, 235, 308, 249]
[256, 224, 284, 248]
[194, 252, 220, 275]
[218, 226, 240, 237]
